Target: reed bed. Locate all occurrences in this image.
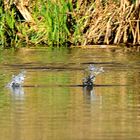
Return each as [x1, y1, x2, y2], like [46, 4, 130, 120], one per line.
[0, 0, 139, 48]
[72, 0, 140, 45]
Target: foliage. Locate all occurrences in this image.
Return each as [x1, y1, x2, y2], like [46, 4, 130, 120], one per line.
[0, 0, 139, 48]
[71, 0, 140, 45]
[0, 3, 18, 48]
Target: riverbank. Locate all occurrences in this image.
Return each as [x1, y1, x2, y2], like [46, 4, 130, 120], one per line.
[0, 0, 140, 48]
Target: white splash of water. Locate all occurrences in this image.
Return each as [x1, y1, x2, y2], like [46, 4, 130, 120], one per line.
[83, 65, 104, 86]
[7, 70, 26, 88]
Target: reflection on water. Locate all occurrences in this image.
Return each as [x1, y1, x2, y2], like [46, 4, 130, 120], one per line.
[83, 86, 95, 99]
[0, 47, 140, 140]
[9, 86, 25, 100]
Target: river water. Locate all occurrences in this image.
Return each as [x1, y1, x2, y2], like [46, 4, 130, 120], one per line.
[0, 47, 140, 140]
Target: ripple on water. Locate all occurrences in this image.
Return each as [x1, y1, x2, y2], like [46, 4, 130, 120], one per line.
[0, 48, 140, 140]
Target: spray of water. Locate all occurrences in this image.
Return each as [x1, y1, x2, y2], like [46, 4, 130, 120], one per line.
[7, 70, 26, 88]
[83, 64, 104, 86]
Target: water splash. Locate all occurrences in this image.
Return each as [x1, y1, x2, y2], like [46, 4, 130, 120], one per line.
[83, 64, 104, 86]
[88, 64, 104, 76]
[7, 70, 26, 88]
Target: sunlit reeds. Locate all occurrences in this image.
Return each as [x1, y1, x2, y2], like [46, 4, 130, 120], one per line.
[0, 0, 139, 48]
[72, 0, 140, 45]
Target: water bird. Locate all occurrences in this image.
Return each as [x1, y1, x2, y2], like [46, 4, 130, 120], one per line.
[7, 70, 26, 88]
[83, 65, 104, 87]
[82, 75, 95, 87]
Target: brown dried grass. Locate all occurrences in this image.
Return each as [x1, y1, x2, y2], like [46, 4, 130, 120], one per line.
[72, 0, 140, 45]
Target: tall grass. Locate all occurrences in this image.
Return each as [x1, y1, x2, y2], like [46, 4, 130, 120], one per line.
[0, 0, 139, 48]
[0, 2, 18, 48]
[0, 0, 72, 47]
[71, 0, 140, 45]
[45, 0, 69, 45]
[28, 0, 72, 46]
[0, 6, 5, 48]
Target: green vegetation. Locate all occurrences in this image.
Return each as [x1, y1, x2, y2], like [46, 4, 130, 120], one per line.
[32, 0, 71, 46]
[0, 0, 139, 48]
[0, 2, 17, 48]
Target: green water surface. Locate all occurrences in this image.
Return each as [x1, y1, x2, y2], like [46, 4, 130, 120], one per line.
[0, 47, 140, 140]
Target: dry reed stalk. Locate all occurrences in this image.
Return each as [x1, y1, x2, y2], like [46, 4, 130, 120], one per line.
[114, 23, 123, 44]
[126, 4, 134, 19]
[104, 12, 116, 44]
[104, 20, 111, 44]
[137, 20, 140, 44]
[123, 24, 128, 43]
[134, 20, 140, 44]
[129, 20, 135, 41]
